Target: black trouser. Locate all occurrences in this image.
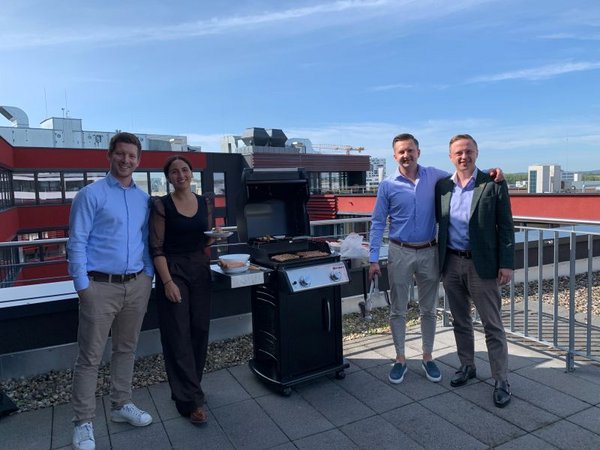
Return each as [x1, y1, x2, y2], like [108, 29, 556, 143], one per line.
[157, 250, 212, 415]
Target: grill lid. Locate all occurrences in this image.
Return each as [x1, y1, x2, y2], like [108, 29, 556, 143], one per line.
[237, 168, 310, 242]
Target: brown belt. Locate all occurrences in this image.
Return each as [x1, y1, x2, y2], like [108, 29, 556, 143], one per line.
[87, 270, 142, 283]
[447, 248, 472, 259]
[389, 238, 437, 250]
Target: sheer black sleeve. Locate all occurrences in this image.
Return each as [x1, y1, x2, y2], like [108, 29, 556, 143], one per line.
[149, 196, 167, 258]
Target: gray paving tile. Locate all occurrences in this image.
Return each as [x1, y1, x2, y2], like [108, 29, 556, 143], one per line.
[227, 363, 272, 398]
[333, 368, 413, 413]
[453, 380, 559, 432]
[108, 422, 171, 450]
[211, 398, 289, 449]
[51, 400, 108, 449]
[495, 433, 559, 450]
[507, 372, 590, 417]
[420, 391, 526, 447]
[566, 405, 600, 436]
[569, 361, 600, 387]
[147, 381, 180, 422]
[162, 415, 234, 449]
[344, 344, 389, 369]
[256, 391, 334, 440]
[268, 443, 298, 450]
[435, 351, 493, 381]
[430, 326, 458, 348]
[340, 415, 424, 449]
[294, 429, 358, 449]
[516, 364, 600, 404]
[0, 407, 52, 450]
[382, 402, 487, 450]
[295, 377, 374, 427]
[533, 419, 600, 449]
[102, 387, 158, 435]
[366, 363, 449, 401]
[370, 337, 422, 361]
[202, 368, 252, 408]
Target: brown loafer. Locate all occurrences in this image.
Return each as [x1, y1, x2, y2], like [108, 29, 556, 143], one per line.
[190, 407, 208, 424]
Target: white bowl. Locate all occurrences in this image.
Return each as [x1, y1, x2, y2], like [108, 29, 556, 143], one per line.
[218, 254, 251, 274]
[219, 254, 250, 263]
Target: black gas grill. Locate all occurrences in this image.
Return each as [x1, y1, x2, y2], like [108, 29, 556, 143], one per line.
[237, 168, 349, 395]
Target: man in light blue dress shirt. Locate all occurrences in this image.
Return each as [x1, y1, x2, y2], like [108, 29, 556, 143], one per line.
[369, 133, 448, 384]
[369, 133, 502, 385]
[68, 132, 154, 450]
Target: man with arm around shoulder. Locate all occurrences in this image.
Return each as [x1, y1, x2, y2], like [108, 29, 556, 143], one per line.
[435, 134, 515, 407]
[67, 132, 155, 450]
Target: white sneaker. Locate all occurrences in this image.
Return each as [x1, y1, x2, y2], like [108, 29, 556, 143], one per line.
[72, 421, 95, 450]
[110, 402, 153, 426]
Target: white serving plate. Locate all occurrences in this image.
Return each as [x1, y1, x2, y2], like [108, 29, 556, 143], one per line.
[204, 230, 234, 239]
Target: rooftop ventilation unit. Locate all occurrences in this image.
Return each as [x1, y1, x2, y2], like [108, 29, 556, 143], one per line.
[241, 127, 270, 147]
[0, 106, 30, 128]
[266, 128, 287, 147]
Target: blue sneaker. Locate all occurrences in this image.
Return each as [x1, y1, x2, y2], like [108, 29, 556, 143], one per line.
[388, 362, 407, 384]
[422, 360, 442, 382]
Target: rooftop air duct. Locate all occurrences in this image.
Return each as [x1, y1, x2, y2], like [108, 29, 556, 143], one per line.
[0, 106, 30, 128]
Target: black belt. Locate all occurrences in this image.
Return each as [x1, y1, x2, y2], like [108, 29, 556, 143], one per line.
[389, 238, 437, 250]
[88, 270, 143, 283]
[448, 248, 472, 259]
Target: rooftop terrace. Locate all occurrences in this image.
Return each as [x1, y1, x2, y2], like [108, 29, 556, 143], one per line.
[1, 320, 599, 449]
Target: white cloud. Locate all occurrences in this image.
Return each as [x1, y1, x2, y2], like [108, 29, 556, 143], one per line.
[0, 0, 497, 51]
[0, 1, 390, 50]
[467, 61, 600, 83]
[539, 33, 600, 41]
[368, 83, 414, 92]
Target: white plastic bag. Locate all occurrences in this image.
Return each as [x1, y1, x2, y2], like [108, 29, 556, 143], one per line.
[340, 233, 369, 259]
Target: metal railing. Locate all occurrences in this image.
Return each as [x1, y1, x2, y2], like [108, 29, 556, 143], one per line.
[1, 217, 599, 370]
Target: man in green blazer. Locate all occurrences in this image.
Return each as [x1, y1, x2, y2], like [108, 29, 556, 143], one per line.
[435, 134, 515, 408]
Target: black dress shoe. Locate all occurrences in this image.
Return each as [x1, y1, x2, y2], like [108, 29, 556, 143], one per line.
[493, 380, 511, 408]
[450, 365, 477, 387]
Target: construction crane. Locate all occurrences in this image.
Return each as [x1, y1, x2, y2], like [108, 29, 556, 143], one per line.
[311, 144, 365, 155]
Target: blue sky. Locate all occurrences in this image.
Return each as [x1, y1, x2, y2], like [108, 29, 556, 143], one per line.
[1, 0, 599, 173]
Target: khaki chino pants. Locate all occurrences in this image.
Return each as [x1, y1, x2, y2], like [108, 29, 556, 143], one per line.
[71, 273, 152, 422]
[387, 242, 440, 358]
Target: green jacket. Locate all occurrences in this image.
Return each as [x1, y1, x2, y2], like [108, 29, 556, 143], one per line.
[435, 169, 515, 279]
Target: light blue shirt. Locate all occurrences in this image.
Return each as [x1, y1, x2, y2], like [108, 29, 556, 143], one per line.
[67, 173, 154, 291]
[448, 168, 478, 251]
[369, 165, 449, 262]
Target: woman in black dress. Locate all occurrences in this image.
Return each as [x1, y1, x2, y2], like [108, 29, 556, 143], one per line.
[149, 155, 214, 424]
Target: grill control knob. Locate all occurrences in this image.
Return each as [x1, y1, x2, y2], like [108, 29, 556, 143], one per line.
[329, 271, 342, 282]
[299, 276, 311, 287]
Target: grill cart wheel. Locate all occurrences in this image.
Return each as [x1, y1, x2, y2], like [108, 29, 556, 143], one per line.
[281, 387, 292, 397]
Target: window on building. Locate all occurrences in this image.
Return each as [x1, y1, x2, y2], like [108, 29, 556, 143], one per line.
[13, 172, 36, 204]
[86, 172, 106, 185]
[132, 172, 149, 194]
[37, 172, 63, 203]
[529, 170, 537, 194]
[0, 168, 13, 210]
[150, 172, 168, 196]
[63, 173, 85, 200]
[192, 171, 202, 195]
[213, 172, 226, 226]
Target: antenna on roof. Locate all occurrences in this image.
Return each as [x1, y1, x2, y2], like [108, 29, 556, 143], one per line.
[43, 88, 48, 118]
[64, 89, 69, 118]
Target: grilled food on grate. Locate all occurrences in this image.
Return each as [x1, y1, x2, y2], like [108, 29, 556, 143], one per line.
[296, 250, 329, 258]
[271, 253, 300, 262]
